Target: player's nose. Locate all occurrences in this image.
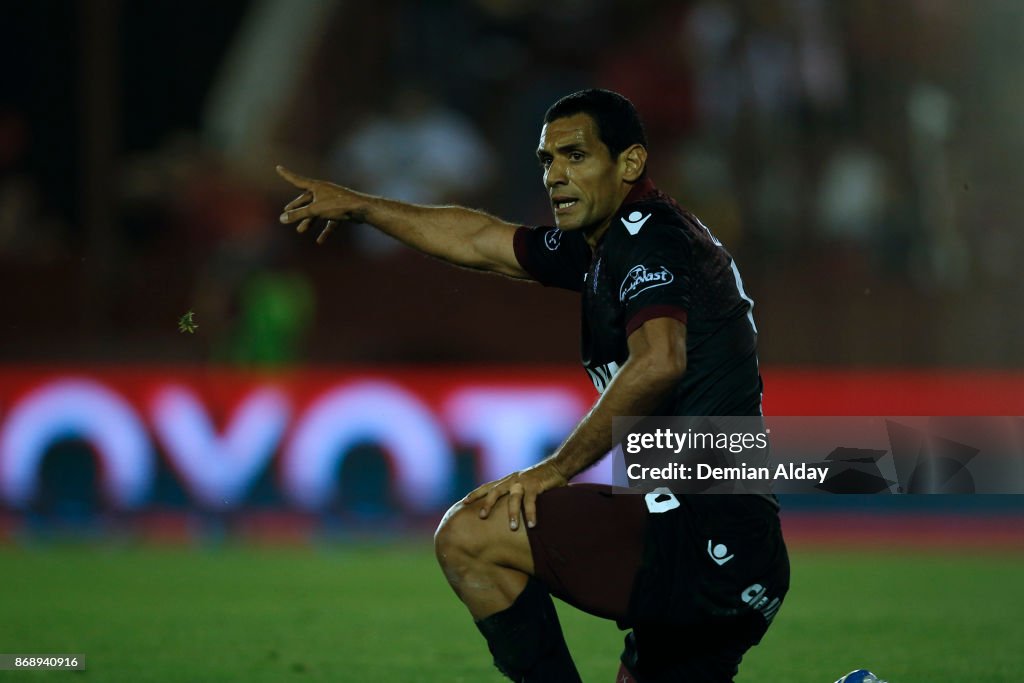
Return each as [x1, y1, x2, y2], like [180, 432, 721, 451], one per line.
[545, 160, 568, 187]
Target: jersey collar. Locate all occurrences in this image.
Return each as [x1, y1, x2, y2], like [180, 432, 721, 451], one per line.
[621, 177, 658, 208]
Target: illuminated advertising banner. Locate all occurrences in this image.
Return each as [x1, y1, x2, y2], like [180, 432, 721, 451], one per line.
[0, 366, 596, 514]
[1, 366, 1024, 516]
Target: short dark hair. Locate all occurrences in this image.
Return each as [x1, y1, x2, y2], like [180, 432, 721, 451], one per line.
[543, 89, 648, 160]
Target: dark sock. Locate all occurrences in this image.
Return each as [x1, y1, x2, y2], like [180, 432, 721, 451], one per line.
[474, 577, 582, 682]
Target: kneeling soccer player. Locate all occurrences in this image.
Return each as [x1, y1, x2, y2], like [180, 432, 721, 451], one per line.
[278, 88, 789, 682]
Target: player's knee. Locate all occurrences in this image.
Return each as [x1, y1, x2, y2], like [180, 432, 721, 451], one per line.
[434, 500, 486, 570]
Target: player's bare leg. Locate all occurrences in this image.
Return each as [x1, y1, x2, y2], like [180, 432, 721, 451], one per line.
[433, 497, 533, 619]
[435, 498, 581, 682]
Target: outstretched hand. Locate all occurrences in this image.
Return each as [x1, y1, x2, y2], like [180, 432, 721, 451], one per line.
[276, 165, 368, 245]
[463, 462, 568, 531]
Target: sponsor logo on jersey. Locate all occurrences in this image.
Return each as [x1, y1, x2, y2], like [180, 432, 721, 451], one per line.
[621, 211, 651, 235]
[619, 265, 674, 301]
[544, 228, 562, 251]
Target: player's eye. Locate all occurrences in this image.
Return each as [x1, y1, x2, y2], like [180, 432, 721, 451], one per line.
[539, 157, 552, 169]
[568, 151, 585, 162]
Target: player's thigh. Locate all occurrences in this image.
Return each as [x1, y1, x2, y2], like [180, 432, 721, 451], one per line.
[526, 483, 648, 622]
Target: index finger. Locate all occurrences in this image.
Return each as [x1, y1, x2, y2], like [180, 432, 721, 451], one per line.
[479, 484, 508, 519]
[463, 484, 490, 504]
[275, 165, 314, 190]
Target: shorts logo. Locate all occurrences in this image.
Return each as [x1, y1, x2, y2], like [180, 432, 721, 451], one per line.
[619, 265, 674, 301]
[621, 211, 651, 235]
[741, 583, 783, 623]
[544, 229, 562, 251]
[707, 540, 734, 566]
[644, 487, 680, 513]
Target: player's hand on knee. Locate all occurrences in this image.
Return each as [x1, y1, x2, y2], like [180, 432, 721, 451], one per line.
[462, 474, 517, 523]
[276, 165, 368, 244]
[464, 462, 568, 530]
[517, 462, 568, 529]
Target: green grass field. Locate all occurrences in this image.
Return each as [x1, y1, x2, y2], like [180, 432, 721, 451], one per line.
[2, 543, 1022, 682]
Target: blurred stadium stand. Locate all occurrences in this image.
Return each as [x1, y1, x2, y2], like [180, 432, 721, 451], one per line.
[2, 0, 1023, 367]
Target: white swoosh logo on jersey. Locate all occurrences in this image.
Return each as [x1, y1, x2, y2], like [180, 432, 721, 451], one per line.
[621, 211, 651, 235]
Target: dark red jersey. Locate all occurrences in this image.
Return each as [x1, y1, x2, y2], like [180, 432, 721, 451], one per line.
[514, 178, 762, 417]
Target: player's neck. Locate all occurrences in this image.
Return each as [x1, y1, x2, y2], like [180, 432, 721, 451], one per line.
[582, 220, 612, 249]
[582, 182, 637, 249]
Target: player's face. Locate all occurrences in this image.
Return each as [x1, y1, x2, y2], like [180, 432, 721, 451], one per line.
[537, 113, 625, 234]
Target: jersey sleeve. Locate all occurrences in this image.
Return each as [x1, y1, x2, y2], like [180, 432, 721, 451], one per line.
[610, 223, 692, 336]
[513, 226, 590, 292]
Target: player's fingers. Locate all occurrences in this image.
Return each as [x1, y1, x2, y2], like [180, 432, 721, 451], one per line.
[463, 477, 502, 505]
[507, 483, 524, 530]
[524, 489, 538, 529]
[316, 220, 335, 245]
[284, 192, 312, 211]
[296, 218, 312, 234]
[280, 204, 315, 224]
[275, 165, 313, 189]
[479, 485, 506, 519]
[462, 485, 487, 504]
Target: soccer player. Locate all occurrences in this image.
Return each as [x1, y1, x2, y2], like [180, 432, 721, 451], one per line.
[278, 89, 789, 682]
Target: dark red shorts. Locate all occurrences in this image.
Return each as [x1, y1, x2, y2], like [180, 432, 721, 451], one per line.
[525, 483, 648, 621]
[526, 485, 789, 682]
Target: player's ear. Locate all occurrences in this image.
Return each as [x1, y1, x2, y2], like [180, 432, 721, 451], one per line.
[621, 144, 647, 182]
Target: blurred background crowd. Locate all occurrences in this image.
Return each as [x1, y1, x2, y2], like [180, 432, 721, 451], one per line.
[2, 0, 1023, 368]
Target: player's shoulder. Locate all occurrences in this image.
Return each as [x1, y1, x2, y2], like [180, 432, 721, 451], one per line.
[521, 223, 589, 254]
[605, 192, 692, 250]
